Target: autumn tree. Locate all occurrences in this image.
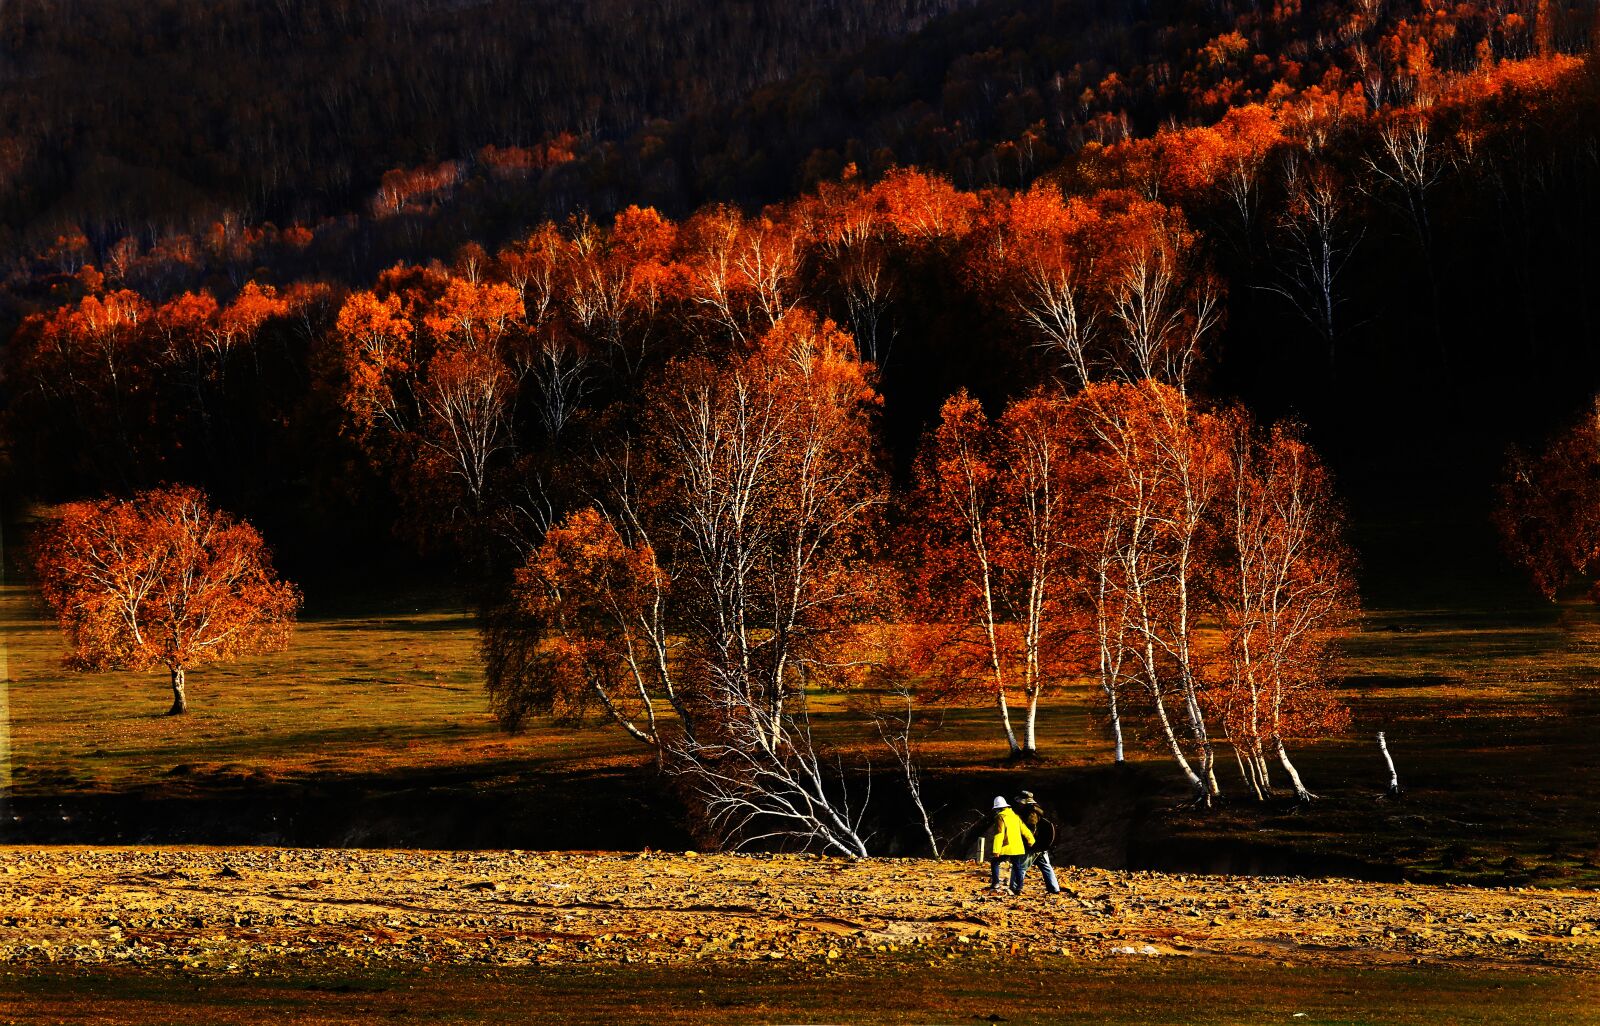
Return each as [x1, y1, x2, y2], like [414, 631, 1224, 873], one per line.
[679, 206, 802, 348]
[979, 189, 1221, 390]
[1210, 105, 1287, 248]
[1070, 380, 1223, 798]
[906, 391, 1025, 755]
[1263, 155, 1364, 367]
[329, 266, 532, 548]
[906, 388, 1082, 757]
[869, 168, 980, 245]
[154, 282, 291, 467]
[499, 310, 888, 854]
[1364, 111, 1446, 266]
[31, 486, 300, 715]
[805, 174, 900, 366]
[1496, 398, 1600, 599]
[1363, 109, 1450, 361]
[1211, 414, 1358, 801]
[563, 207, 679, 379]
[501, 504, 681, 755]
[1058, 412, 1135, 764]
[1102, 200, 1223, 391]
[8, 290, 156, 482]
[980, 186, 1104, 385]
[995, 392, 1084, 752]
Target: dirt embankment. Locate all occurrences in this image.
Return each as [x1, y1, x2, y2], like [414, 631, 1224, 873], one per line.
[0, 848, 1595, 976]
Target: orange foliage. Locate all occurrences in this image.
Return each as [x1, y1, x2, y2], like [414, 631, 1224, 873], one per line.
[868, 168, 980, 243]
[1497, 399, 1600, 600]
[371, 160, 465, 218]
[477, 134, 579, 179]
[31, 485, 300, 715]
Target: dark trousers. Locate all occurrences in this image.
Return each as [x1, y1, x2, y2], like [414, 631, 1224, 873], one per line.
[989, 854, 1026, 894]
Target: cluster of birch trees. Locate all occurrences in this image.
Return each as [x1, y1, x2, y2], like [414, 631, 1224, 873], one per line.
[486, 298, 1356, 854]
[909, 379, 1357, 804]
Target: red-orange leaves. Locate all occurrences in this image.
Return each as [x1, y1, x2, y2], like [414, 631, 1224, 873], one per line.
[906, 388, 1081, 754]
[423, 278, 524, 354]
[333, 290, 416, 436]
[31, 485, 300, 715]
[974, 187, 1219, 387]
[512, 507, 670, 739]
[328, 266, 530, 537]
[1497, 399, 1600, 601]
[869, 168, 979, 245]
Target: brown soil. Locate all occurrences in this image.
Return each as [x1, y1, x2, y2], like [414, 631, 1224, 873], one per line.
[0, 847, 1595, 976]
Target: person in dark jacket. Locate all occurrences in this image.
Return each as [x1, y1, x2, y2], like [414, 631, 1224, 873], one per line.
[1015, 791, 1061, 894]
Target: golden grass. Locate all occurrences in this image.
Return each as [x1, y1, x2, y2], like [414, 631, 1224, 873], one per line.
[0, 583, 644, 800]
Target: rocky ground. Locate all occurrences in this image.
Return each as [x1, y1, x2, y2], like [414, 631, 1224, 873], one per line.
[0, 847, 1595, 977]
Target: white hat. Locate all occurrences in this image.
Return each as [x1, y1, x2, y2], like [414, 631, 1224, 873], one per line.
[992, 796, 1009, 809]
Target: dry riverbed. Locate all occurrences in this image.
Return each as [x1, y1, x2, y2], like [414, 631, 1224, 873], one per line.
[0, 847, 1596, 977]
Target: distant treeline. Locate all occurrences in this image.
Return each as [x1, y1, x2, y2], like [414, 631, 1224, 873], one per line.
[0, 0, 975, 255]
[6, 0, 1600, 585]
[14, 0, 1597, 269]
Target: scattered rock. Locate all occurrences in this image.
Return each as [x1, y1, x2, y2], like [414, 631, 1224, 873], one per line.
[0, 848, 1591, 974]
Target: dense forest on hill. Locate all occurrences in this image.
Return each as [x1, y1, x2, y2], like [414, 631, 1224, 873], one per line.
[6, 0, 1600, 578]
[8, 0, 1600, 858]
[0, 0, 974, 254]
[4, 0, 1600, 600]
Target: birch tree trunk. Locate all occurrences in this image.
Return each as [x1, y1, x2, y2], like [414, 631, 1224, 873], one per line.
[996, 690, 1021, 755]
[1150, 686, 1205, 795]
[1107, 685, 1125, 764]
[1276, 739, 1315, 802]
[1378, 731, 1402, 797]
[168, 666, 188, 716]
[1234, 742, 1263, 800]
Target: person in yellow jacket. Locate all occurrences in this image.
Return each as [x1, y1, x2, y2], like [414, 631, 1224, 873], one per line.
[986, 795, 1034, 894]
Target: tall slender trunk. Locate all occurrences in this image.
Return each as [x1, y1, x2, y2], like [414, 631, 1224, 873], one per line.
[996, 690, 1020, 755]
[1107, 685, 1125, 764]
[1175, 538, 1216, 799]
[979, 566, 1020, 756]
[1150, 687, 1204, 795]
[1378, 731, 1402, 797]
[1024, 691, 1039, 754]
[1276, 739, 1314, 802]
[168, 666, 188, 716]
[1233, 742, 1263, 800]
[1095, 566, 1125, 763]
[1269, 677, 1311, 800]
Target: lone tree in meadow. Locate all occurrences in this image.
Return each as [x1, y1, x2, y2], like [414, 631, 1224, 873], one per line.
[32, 485, 300, 715]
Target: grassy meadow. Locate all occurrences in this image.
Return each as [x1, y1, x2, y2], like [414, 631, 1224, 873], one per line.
[0, 582, 628, 797]
[2, 550, 1598, 881]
